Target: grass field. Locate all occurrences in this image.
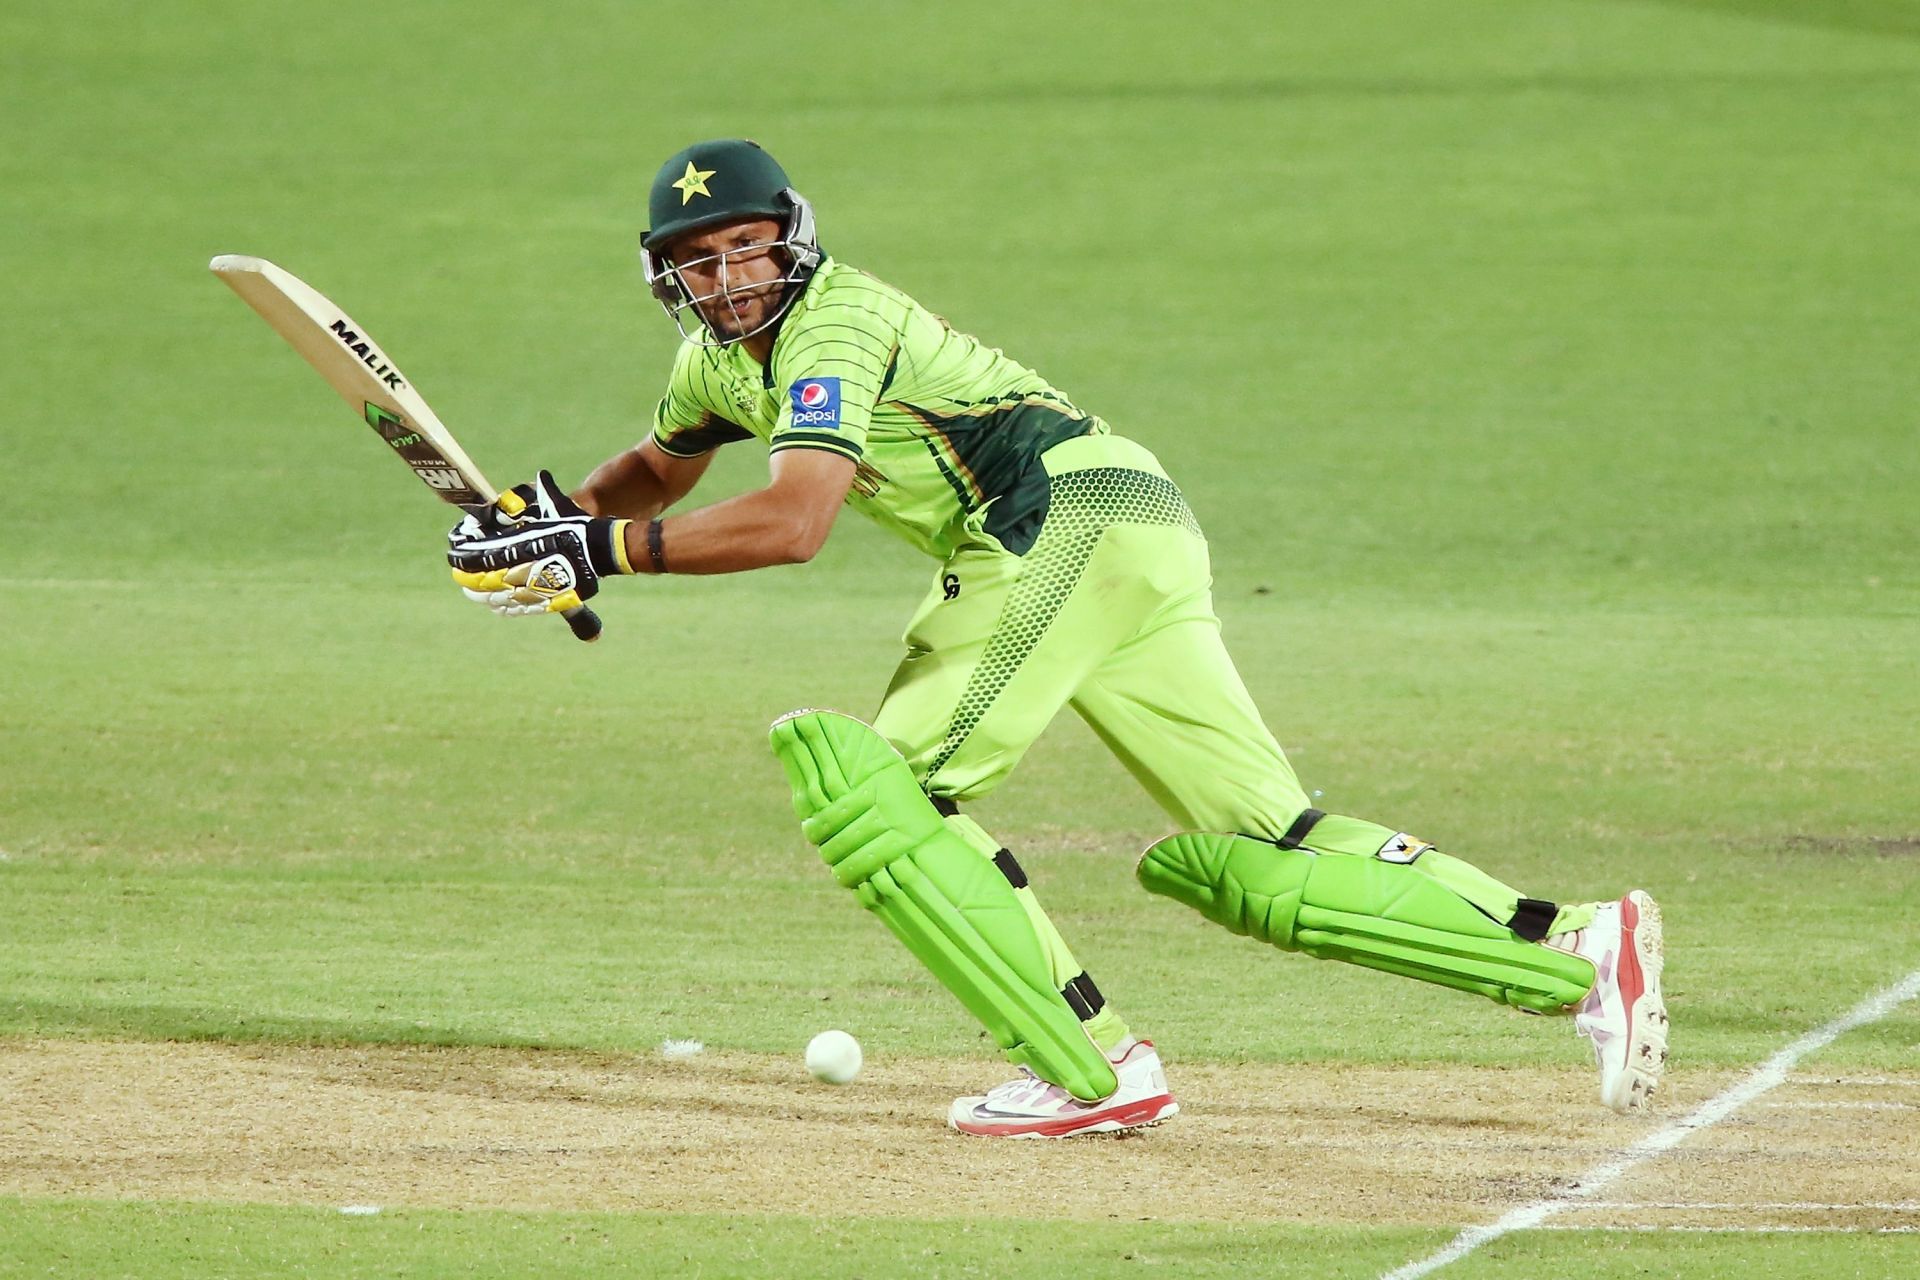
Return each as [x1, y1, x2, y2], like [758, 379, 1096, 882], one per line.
[3, 1, 1918, 1276]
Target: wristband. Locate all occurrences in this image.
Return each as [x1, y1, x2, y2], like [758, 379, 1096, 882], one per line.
[593, 518, 635, 576]
[646, 518, 668, 574]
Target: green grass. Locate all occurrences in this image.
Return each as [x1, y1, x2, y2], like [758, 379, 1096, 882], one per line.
[6, 1201, 1916, 1280]
[2, 0, 1917, 1275]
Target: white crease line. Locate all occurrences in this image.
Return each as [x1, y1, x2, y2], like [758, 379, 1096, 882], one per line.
[1536, 1224, 1918, 1234]
[1576, 1201, 1920, 1212]
[1785, 1075, 1920, 1088]
[1763, 1099, 1917, 1110]
[1379, 965, 1920, 1280]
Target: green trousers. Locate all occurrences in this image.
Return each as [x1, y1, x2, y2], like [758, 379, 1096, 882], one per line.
[874, 432, 1309, 837]
[867, 433, 1589, 1049]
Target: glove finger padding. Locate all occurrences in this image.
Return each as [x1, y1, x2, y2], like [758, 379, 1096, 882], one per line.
[449, 526, 602, 596]
[448, 501, 629, 581]
[450, 483, 540, 550]
[448, 471, 591, 555]
[461, 584, 548, 617]
[447, 508, 492, 548]
[495, 482, 537, 520]
[507, 556, 587, 612]
[453, 561, 560, 593]
[451, 551, 591, 613]
[528, 469, 589, 520]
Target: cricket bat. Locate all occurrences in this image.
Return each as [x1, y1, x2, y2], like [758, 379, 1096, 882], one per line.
[209, 254, 601, 642]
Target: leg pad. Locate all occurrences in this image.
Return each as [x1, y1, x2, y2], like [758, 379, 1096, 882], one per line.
[771, 710, 1118, 1101]
[1138, 831, 1593, 1012]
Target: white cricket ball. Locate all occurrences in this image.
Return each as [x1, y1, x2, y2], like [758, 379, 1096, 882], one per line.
[805, 1029, 862, 1084]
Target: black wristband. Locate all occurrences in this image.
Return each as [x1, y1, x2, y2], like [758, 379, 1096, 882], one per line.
[646, 518, 667, 574]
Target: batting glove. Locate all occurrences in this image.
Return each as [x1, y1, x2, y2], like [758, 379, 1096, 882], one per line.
[445, 476, 546, 549]
[448, 470, 632, 618]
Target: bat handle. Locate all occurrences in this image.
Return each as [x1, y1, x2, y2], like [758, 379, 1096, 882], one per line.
[562, 605, 603, 643]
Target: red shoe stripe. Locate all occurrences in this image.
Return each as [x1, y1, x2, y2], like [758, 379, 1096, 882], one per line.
[956, 1093, 1176, 1138]
[1616, 894, 1645, 1040]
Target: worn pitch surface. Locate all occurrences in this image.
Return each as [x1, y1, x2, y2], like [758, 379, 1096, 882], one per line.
[6, 1041, 1915, 1232]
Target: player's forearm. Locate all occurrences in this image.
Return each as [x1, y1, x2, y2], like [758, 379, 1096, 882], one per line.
[573, 447, 676, 520]
[621, 484, 837, 575]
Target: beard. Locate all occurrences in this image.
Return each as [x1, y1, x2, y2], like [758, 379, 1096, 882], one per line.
[700, 282, 780, 334]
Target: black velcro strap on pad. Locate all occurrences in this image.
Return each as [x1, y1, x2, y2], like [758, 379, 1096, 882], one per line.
[929, 795, 959, 816]
[1508, 897, 1558, 942]
[992, 848, 1029, 889]
[1061, 972, 1105, 1021]
[1276, 808, 1326, 851]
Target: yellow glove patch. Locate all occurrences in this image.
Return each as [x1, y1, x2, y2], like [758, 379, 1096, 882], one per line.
[451, 560, 584, 616]
[452, 566, 512, 593]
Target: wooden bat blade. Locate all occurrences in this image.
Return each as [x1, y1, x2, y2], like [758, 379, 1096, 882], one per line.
[209, 254, 495, 507]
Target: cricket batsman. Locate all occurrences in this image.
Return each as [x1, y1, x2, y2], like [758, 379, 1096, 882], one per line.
[448, 139, 1670, 1137]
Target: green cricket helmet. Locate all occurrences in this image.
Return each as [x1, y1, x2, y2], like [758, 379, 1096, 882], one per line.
[639, 138, 822, 347]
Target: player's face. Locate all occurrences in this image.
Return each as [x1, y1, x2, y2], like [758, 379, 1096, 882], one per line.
[664, 218, 788, 338]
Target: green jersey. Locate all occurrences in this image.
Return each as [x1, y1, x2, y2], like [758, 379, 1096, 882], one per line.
[649, 258, 1106, 558]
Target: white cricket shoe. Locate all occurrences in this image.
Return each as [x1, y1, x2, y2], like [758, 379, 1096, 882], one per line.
[1566, 890, 1669, 1113]
[948, 1038, 1178, 1138]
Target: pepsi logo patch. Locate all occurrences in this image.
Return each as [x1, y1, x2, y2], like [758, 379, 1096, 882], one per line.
[788, 376, 842, 429]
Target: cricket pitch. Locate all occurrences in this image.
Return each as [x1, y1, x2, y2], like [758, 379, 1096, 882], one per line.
[4, 1040, 1914, 1233]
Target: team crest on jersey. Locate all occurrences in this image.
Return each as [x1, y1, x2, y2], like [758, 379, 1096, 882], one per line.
[789, 376, 842, 429]
[730, 377, 761, 416]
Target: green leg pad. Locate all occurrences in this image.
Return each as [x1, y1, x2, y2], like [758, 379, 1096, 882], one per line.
[770, 710, 1118, 1101]
[1138, 832, 1594, 1012]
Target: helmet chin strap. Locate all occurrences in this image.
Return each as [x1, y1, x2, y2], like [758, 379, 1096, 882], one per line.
[642, 188, 822, 349]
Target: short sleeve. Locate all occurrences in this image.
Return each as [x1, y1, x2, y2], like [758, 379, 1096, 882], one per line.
[768, 274, 906, 464]
[650, 345, 753, 457]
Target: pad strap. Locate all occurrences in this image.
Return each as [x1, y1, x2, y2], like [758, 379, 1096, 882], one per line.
[1508, 897, 1558, 942]
[1061, 972, 1105, 1020]
[1276, 807, 1325, 850]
